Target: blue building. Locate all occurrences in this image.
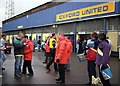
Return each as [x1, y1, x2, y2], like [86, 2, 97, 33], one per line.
[2, 0, 120, 56]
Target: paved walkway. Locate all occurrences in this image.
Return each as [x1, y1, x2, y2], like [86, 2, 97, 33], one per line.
[2, 50, 120, 85]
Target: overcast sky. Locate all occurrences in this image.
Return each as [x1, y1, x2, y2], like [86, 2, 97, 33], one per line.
[0, 0, 52, 27]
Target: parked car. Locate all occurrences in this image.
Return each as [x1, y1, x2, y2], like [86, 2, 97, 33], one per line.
[4, 42, 12, 54]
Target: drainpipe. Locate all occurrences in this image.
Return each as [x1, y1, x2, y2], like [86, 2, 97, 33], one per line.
[41, 27, 43, 42]
[30, 30, 32, 41]
[74, 22, 77, 52]
[12, 34, 14, 45]
[104, 18, 107, 34]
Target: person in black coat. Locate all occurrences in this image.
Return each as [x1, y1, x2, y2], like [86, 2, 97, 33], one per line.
[77, 37, 84, 54]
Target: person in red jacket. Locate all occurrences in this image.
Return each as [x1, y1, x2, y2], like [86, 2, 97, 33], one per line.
[54, 32, 70, 84]
[22, 35, 34, 76]
[85, 32, 100, 85]
[43, 36, 50, 64]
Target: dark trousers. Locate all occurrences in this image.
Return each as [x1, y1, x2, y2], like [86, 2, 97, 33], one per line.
[58, 64, 65, 82]
[45, 52, 50, 63]
[33, 45, 35, 52]
[22, 60, 33, 74]
[87, 60, 96, 83]
[47, 48, 58, 71]
[98, 65, 111, 86]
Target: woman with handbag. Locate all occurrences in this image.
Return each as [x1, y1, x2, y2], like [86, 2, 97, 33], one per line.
[96, 33, 111, 86]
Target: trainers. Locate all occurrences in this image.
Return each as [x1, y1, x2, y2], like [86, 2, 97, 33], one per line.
[43, 62, 47, 64]
[65, 69, 70, 72]
[2, 67, 5, 70]
[56, 78, 61, 81]
[27, 73, 34, 76]
[46, 66, 51, 71]
[0, 75, 2, 78]
[22, 73, 26, 76]
[14, 74, 22, 78]
[56, 81, 65, 84]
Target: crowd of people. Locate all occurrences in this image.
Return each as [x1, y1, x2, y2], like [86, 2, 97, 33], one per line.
[0, 31, 112, 86]
[42, 32, 73, 83]
[77, 32, 112, 86]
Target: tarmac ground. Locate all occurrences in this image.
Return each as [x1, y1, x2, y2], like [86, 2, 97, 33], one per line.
[1, 49, 120, 85]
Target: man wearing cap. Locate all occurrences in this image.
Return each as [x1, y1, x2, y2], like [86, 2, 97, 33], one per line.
[46, 33, 58, 72]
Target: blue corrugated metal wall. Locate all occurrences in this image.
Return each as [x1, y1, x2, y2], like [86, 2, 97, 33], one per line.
[3, 1, 120, 32]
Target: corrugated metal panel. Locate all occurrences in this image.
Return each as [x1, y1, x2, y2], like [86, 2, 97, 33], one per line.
[5, 31, 19, 35]
[107, 16, 120, 31]
[31, 28, 42, 33]
[57, 23, 74, 33]
[76, 18, 104, 32]
[42, 26, 56, 33]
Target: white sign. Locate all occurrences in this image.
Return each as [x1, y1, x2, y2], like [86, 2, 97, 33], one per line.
[17, 26, 23, 29]
[78, 32, 86, 34]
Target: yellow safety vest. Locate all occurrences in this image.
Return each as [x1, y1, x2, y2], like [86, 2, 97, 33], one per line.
[49, 38, 56, 48]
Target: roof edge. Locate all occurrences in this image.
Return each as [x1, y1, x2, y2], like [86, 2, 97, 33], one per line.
[3, 1, 65, 24]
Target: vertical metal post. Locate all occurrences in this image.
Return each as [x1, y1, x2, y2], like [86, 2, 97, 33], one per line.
[104, 18, 107, 34]
[36, 33, 39, 49]
[74, 22, 77, 52]
[23, 29, 25, 34]
[118, 32, 120, 60]
[12, 34, 14, 45]
[41, 27, 43, 41]
[53, 25, 57, 33]
[9, 35, 10, 40]
[30, 30, 32, 41]
[118, 46, 120, 60]
[55, 25, 58, 33]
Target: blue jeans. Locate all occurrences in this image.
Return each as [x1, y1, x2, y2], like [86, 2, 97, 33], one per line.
[38, 45, 41, 51]
[14, 56, 23, 75]
[1, 51, 6, 66]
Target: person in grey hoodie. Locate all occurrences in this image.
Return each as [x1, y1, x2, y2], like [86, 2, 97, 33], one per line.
[96, 33, 111, 86]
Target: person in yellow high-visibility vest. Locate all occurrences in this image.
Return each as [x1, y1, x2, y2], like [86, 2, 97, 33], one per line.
[46, 33, 58, 72]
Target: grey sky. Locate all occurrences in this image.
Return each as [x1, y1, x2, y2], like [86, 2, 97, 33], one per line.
[0, 0, 52, 27]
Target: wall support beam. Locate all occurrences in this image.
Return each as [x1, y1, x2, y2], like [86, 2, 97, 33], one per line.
[104, 18, 107, 34]
[74, 22, 77, 52]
